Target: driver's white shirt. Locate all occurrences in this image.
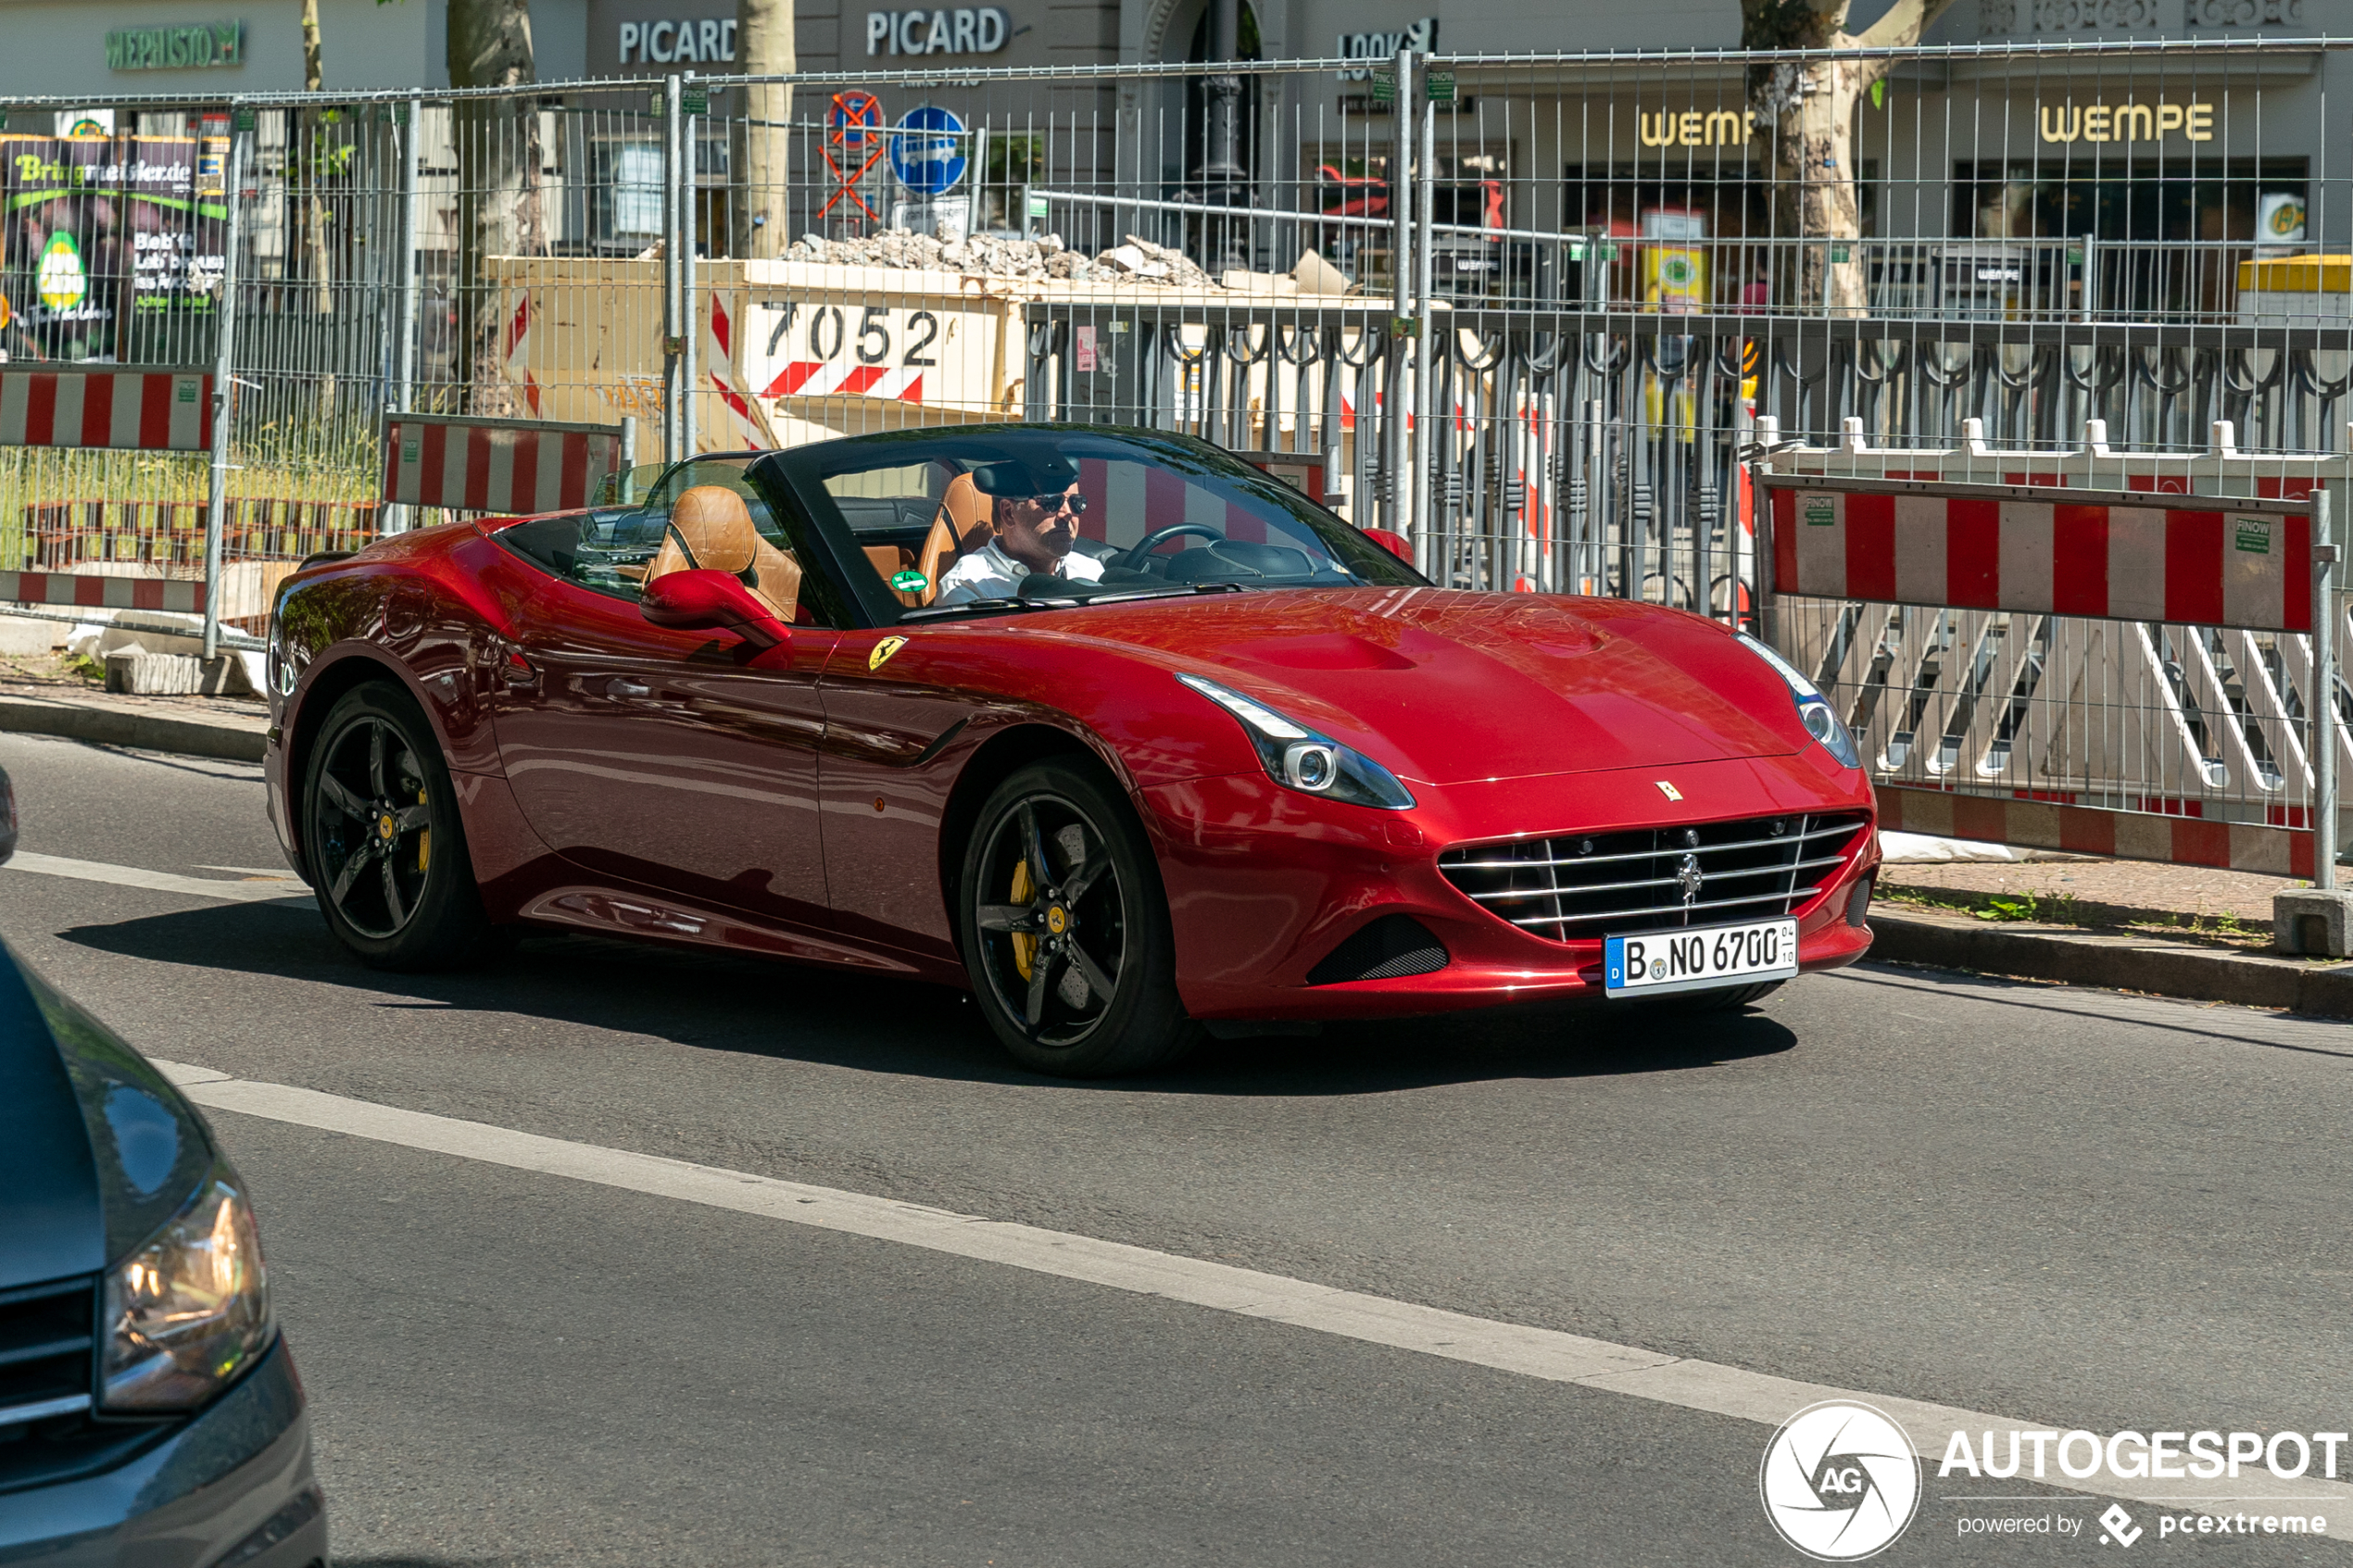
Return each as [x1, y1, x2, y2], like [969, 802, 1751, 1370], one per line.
[934, 538, 1104, 605]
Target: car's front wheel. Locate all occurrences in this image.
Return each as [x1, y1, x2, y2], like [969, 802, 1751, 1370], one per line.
[958, 759, 1197, 1076]
[303, 682, 502, 971]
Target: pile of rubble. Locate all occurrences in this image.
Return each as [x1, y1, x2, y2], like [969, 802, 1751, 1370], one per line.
[780, 228, 1222, 288]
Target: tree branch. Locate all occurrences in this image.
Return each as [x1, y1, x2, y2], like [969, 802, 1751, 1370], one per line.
[1852, 0, 1960, 52]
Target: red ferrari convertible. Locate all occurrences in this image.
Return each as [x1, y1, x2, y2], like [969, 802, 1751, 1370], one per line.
[264, 425, 1877, 1074]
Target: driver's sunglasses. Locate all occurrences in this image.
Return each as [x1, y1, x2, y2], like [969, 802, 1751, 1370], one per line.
[1025, 491, 1088, 515]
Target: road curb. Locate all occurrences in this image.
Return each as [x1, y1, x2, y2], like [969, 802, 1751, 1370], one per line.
[1868, 906, 2353, 1018]
[0, 694, 267, 763]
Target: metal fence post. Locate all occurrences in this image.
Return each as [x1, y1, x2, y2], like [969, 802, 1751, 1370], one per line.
[385, 94, 423, 535]
[1411, 53, 1437, 577]
[2316, 485, 2339, 890]
[1387, 45, 1413, 545]
[681, 70, 699, 460]
[202, 114, 249, 664]
[663, 71, 684, 465]
[1753, 461, 1778, 652]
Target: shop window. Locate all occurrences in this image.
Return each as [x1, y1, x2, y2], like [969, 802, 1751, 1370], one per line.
[1951, 157, 2308, 315]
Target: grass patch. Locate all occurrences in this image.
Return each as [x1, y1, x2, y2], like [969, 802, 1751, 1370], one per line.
[1874, 879, 2272, 948]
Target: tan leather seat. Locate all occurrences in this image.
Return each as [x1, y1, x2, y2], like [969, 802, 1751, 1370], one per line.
[642, 484, 801, 622]
[913, 474, 994, 605]
[864, 544, 922, 608]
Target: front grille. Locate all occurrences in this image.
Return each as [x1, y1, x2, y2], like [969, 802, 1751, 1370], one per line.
[0, 1274, 167, 1493]
[1439, 812, 1870, 944]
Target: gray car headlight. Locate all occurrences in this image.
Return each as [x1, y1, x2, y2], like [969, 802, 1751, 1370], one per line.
[1176, 672, 1416, 810]
[100, 1172, 272, 1412]
[1738, 632, 1862, 769]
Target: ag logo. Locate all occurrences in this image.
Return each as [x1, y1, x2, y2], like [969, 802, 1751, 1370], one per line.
[867, 634, 908, 671]
[1759, 1401, 1919, 1561]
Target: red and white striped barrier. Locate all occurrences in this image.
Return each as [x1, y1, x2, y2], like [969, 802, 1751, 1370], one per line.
[1765, 482, 2312, 633]
[1880, 786, 2315, 878]
[1760, 416, 2353, 500]
[382, 414, 626, 517]
[0, 369, 211, 452]
[0, 571, 205, 616]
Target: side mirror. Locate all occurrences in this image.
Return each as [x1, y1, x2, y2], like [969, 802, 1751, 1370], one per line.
[1361, 526, 1414, 563]
[641, 571, 789, 649]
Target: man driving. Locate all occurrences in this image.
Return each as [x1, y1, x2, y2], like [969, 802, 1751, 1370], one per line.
[934, 457, 1106, 605]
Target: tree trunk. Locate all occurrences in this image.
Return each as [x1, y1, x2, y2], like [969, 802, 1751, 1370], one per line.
[1743, 0, 1956, 311]
[448, 0, 543, 416]
[734, 0, 794, 259]
[1755, 58, 1880, 314]
[299, 0, 333, 320]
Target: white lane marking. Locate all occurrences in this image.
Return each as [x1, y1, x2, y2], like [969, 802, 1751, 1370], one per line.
[150, 1058, 2353, 1512]
[193, 864, 306, 881]
[3, 851, 312, 904]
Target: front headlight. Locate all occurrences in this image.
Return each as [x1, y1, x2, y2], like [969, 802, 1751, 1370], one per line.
[1737, 632, 1862, 769]
[1176, 672, 1416, 810]
[100, 1173, 272, 1412]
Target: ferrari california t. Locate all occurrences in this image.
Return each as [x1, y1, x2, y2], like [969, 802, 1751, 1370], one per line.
[264, 425, 1877, 1075]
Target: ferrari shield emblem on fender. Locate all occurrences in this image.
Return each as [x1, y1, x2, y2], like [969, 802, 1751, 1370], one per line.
[868, 635, 909, 671]
[1655, 780, 1683, 802]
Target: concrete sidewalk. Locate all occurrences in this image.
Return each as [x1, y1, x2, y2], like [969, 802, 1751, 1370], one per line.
[1870, 849, 2353, 1018]
[1, 654, 267, 763]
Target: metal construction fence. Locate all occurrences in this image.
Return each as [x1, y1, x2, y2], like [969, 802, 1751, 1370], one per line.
[4, 38, 2353, 855]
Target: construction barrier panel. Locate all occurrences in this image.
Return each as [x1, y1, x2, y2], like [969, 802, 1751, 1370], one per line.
[1756, 461, 2341, 877]
[0, 570, 205, 616]
[1765, 479, 2312, 633]
[381, 414, 628, 518]
[0, 369, 212, 452]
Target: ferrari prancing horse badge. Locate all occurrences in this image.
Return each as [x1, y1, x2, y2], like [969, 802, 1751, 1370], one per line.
[868, 635, 909, 671]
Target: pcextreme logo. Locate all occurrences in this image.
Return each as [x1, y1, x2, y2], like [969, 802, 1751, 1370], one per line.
[1761, 1401, 1922, 1561]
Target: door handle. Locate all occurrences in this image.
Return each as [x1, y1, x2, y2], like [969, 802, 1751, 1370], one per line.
[606, 678, 651, 699]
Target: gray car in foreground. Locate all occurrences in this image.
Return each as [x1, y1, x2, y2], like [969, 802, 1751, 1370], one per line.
[0, 766, 327, 1568]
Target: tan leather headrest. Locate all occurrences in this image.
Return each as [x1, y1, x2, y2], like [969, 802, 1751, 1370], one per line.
[667, 485, 758, 574]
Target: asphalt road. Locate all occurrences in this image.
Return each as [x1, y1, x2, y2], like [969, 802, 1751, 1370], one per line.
[5, 728, 2351, 1566]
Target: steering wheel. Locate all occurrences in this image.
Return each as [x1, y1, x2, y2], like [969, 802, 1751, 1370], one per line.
[1118, 522, 1226, 573]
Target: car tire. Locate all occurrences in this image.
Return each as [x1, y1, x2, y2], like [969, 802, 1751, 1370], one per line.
[958, 759, 1198, 1076]
[302, 681, 504, 972]
[1661, 980, 1784, 1012]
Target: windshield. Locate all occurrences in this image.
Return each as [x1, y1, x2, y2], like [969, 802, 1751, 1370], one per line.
[769, 427, 1426, 621]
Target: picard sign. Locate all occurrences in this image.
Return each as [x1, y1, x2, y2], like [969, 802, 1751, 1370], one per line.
[106, 21, 245, 71]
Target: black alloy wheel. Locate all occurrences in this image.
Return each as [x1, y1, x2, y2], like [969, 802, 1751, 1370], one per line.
[303, 683, 501, 971]
[959, 760, 1196, 1076]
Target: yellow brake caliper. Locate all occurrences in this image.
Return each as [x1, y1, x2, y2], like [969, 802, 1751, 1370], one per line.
[416, 786, 430, 872]
[1010, 859, 1036, 980]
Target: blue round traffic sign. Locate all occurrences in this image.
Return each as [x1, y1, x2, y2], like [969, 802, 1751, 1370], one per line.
[889, 106, 967, 196]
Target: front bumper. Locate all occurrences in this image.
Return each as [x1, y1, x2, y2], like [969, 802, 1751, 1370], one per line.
[0, 1336, 325, 1568]
[1143, 748, 1879, 1021]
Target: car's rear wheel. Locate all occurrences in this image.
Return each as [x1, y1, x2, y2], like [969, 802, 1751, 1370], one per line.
[303, 682, 501, 971]
[959, 759, 1197, 1076]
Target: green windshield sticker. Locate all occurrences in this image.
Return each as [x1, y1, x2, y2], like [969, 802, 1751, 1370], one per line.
[889, 570, 928, 593]
[2233, 516, 2272, 555]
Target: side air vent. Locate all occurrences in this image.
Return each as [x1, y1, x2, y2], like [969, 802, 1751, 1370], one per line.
[1306, 914, 1450, 985]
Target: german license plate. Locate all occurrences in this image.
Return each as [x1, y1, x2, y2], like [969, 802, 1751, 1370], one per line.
[1604, 918, 1799, 998]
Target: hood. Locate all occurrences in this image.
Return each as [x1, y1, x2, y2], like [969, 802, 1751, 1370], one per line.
[1038, 588, 1806, 787]
[0, 946, 217, 1286]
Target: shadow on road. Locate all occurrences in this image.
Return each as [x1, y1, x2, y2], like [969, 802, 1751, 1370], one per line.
[57, 899, 1798, 1093]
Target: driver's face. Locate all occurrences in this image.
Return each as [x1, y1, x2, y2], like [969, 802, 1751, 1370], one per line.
[998, 485, 1085, 568]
